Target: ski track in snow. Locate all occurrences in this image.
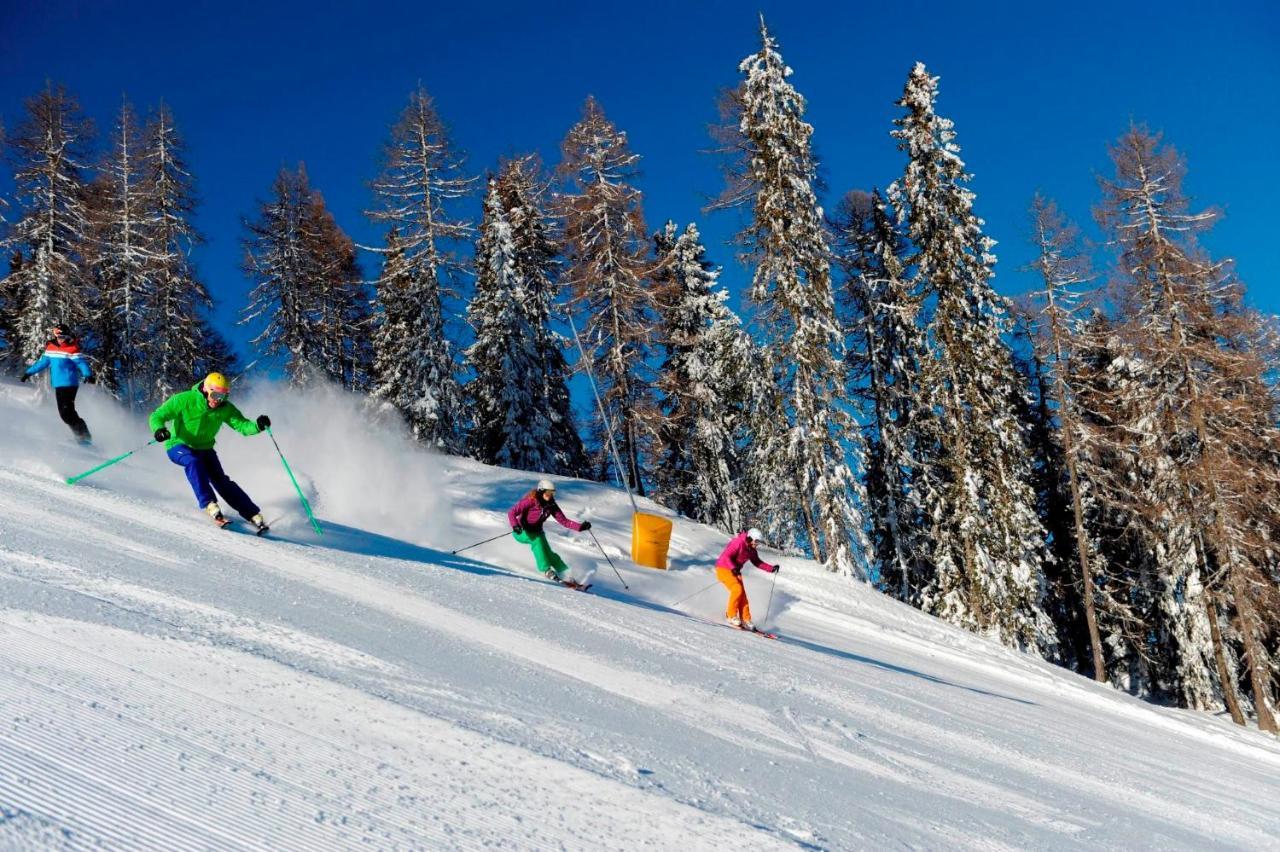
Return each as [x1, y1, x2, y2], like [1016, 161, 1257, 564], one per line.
[2, 383, 1280, 851]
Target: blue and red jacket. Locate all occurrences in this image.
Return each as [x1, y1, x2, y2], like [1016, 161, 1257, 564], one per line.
[25, 340, 92, 388]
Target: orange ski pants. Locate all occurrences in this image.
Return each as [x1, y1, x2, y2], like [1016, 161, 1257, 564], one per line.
[716, 566, 751, 622]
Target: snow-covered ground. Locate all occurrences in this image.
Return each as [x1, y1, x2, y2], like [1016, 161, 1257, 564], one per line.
[1, 381, 1278, 851]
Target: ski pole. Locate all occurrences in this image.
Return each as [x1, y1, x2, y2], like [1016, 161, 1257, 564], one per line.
[266, 427, 322, 534]
[669, 577, 721, 609]
[451, 530, 512, 555]
[588, 528, 629, 590]
[762, 568, 779, 625]
[65, 440, 156, 485]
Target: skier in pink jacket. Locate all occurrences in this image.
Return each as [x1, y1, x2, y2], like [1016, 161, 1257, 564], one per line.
[508, 478, 590, 582]
[715, 528, 779, 629]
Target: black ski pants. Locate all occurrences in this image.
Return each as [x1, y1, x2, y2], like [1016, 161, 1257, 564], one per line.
[55, 386, 91, 440]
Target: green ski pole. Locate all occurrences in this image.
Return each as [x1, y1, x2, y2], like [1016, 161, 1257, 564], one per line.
[66, 440, 156, 485]
[266, 427, 322, 534]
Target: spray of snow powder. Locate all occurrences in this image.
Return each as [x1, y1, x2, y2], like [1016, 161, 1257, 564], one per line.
[0, 379, 452, 547]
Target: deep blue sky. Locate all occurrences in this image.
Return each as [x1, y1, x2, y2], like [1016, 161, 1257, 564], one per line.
[3, 0, 1278, 360]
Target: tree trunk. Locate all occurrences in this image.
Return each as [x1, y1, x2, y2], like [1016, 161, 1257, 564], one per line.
[1231, 581, 1278, 734]
[1044, 296, 1107, 682]
[799, 494, 823, 565]
[1059, 419, 1107, 682]
[1205, 591, 1247, 726]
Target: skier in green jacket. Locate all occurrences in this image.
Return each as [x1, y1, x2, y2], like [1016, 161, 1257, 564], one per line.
[149, 372, 271, 532]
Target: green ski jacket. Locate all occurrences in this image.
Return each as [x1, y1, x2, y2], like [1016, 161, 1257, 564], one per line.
[148, 383, 261, 450]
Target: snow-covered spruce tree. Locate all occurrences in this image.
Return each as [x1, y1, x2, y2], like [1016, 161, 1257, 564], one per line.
[366, 85, 470, 452]
[241, 166, 315, 383]
[556, 96, 658, 494]
[3, 83, 94, 362]
[1068, 311, 1175, 696]
[242, 165, 364, 388]
[1088, 126, 1278, 726]
[466, 176, 546, 469]
[502, 157, 587, 477]
[142, 103, 229, 399]
[651, 220, 755, 533]
[0, 120, 7, 226]
[369, 228, 416, 407]
[831, 189, 926, 598]
[467, 158, 584, 474]
[712, 19, 868, 575]
[88, 98, 152, 402]
[1024, 194, 1108, 680]
[887, 63, 1054, 652]
[1009, 304, 1096, 672]
[0, 119, 13, 360]
[79, 175, 123, 393]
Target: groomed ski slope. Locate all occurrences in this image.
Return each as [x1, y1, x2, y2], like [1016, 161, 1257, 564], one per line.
[1, 382, 1278, 851]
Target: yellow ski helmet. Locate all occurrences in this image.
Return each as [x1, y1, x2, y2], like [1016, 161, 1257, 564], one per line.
[203, 372, 230, 394]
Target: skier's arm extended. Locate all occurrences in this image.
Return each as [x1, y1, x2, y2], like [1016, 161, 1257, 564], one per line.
[548, 501, 583, 532]
[24, 355, 50, 377]
[745, 541, 775, 572]
[224, 402, 262, 436]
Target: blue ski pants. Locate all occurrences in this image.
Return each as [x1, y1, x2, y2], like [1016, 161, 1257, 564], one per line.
[167, 444, 260, 519]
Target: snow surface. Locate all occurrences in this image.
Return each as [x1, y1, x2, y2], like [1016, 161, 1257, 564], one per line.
[1, 381, 1278, 851]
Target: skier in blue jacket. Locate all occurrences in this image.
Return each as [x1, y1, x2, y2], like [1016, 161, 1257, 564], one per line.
[21, 323, 94, 443]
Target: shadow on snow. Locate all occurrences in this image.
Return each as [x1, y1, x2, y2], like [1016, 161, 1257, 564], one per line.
[282, 516, 1037, 709]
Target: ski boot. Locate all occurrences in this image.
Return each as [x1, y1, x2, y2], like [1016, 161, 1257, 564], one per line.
[204, 503, 231, 528]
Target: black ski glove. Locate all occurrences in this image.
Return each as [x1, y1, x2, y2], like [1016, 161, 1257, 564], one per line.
[512, 524, 524, 535]
[579, 521, 592, 532]
[772, 564, 781, 575]
[154, 427, 170, 442]
[256, 414, 271, 430]
[19, 373, 30, 383]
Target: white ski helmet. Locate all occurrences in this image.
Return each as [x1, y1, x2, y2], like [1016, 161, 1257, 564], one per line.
[536, 478, 556, 494]
[747, 527, 763, 543]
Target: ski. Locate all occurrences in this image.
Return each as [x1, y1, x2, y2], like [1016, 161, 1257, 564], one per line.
[209, 515, 272, 536]
[549, 576, 592, 592]
[695, 617, 778, 639]
[729, 624, 778, 639]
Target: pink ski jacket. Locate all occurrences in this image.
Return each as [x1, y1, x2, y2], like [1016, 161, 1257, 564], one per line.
[508, 493, 583, 535]
[716, 532, 777, 574]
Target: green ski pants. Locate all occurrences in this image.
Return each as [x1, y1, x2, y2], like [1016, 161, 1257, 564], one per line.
[513, 529, 569, 578]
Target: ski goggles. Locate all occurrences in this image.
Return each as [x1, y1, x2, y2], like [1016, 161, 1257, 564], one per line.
[206, 389, 230, 402]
